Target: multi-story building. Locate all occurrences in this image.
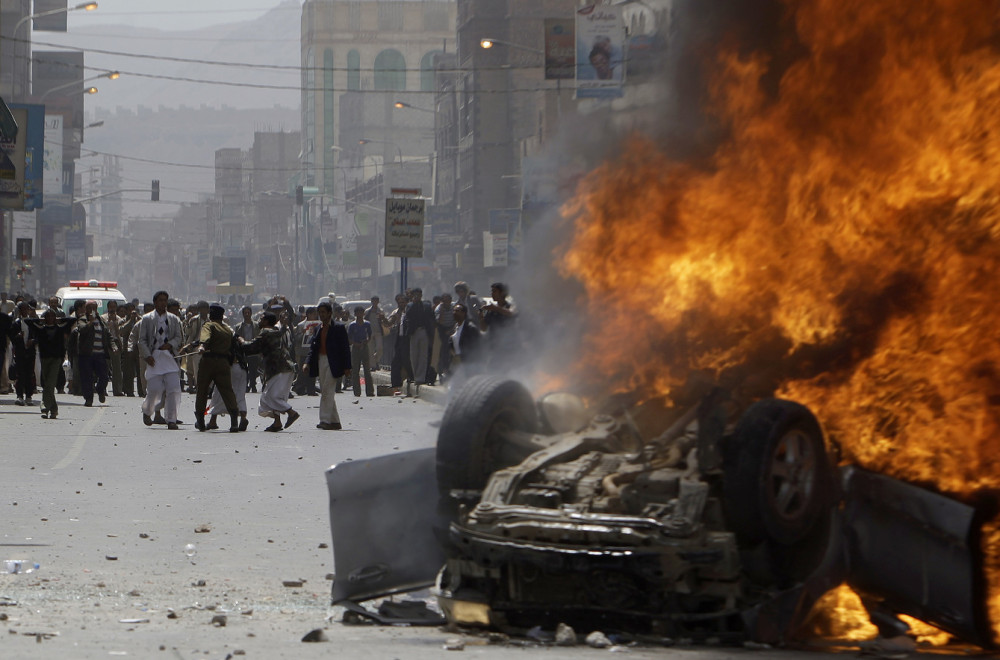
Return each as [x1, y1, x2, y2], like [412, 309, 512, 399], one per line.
[451, 0, 577, 278]
[248, 130, 299, 297]
[0, 0, 32, 102]
[300, 0, 457, 296]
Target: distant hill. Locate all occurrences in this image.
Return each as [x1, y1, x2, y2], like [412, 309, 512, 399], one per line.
[34, 1, 302, 216]
[82, 105, 301, 218]
[36, 0, 301, 112]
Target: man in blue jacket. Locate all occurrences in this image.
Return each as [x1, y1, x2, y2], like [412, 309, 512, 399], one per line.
[304, 301, 351, 430]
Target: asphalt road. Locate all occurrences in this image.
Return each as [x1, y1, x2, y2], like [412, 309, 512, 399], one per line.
[0, 387, 987, 659]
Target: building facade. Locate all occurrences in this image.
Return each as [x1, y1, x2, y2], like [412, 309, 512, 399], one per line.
[300, 0, 457, 296]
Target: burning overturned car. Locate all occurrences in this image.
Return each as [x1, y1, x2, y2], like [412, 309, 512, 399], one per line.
[326, 376, 993, 648]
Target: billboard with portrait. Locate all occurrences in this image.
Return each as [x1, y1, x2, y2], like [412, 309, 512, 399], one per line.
[575, 4, 626, 99]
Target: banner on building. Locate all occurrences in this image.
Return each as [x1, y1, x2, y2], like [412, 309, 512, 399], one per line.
[544, 18, 575, 80]
[576, 4, 626, 99]
[43, 114, 63, 197]
[9, 104, 44, 211]
[488, 208, 521, 267]
[384, 197, 425, 258]
[482, 231, 509, 268]
[0, 108, 28, 210]
[65, 229, 86, 277]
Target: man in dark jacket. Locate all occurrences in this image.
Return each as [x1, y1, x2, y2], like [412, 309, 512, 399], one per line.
[304, 301, 351, 430]
[26, 310, 76, 418]
[74, 300, 116, 407]
[9, 301, 37, 406]
[448, 303, 483, 389]
[402, 287, 435, 396]
[118, 303, 140, 397]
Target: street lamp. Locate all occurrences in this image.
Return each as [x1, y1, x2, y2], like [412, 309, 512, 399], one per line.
[393, 101, 434, 114]
[479, 37, 544, 55]
[14, 2, 98, 38]
[359, 138, 403, 166]
[40, 71, 119, 100]
[480, 35, 562, 119]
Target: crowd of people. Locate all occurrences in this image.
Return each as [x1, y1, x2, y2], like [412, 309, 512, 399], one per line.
[0, 280, 520, 431]
[368, 280, 519, 395]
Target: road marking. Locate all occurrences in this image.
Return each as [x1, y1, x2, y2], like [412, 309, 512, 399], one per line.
[53, 406, 106, 470]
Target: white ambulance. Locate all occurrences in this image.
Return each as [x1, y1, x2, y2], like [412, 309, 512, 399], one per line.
[54, 280, 128, 316]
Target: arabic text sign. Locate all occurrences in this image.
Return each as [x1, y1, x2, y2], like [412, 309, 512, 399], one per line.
[544, 18, 575, 80]
[43, 114, 63, 197]
[384, 197, 425, 258]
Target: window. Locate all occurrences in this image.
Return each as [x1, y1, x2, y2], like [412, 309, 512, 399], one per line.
[348, 1, 361, 30]
[420, 51, 443, 92]
[424, 4, 448, 32]
[374, 49, 406, 91]
[347, 50, 361, 91]
[377, 2, 403, 31]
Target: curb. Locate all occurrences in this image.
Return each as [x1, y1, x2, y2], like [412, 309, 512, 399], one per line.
[370, 370, 448, 406]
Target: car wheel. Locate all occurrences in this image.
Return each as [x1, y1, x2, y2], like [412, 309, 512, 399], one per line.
[723, 398, 833, 546]
[436, 376, 538, 496]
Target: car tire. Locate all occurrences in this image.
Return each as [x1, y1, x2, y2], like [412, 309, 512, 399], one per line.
[436, 376, 538, 496]
[723, 398, 833, 546]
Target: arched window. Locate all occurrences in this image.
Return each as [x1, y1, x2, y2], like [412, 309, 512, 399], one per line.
[374, 49, 406, 91]
[347, 49, 361, 91]
[420, 50, 443, 92]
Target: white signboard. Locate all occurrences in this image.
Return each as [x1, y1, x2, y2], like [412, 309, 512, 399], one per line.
[492, 233, 509, 267]
[384, 197, 425, 258]
[43, 114, 63, 197]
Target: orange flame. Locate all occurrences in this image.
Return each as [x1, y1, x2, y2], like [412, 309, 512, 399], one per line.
[558, 0, 1000, 642]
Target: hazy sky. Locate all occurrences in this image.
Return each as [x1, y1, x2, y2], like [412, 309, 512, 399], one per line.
[67, 0, 291, 31]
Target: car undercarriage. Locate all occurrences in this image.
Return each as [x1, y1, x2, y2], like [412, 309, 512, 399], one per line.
[325, 376, 993, 648]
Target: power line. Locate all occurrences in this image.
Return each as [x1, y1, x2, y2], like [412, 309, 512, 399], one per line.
[84, 7, 297, 17]
[21, 37, 554, 75]
[23, 37, 301, 72]
[17, 54, 560, 95]
[53, 139, 413, 174]
[42, 31, 296, 43]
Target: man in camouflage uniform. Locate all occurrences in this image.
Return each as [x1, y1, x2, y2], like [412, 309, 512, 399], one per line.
[193, 304, 240, 433]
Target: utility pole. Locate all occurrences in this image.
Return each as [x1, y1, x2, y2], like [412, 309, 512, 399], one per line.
[295, 185, 303, 298]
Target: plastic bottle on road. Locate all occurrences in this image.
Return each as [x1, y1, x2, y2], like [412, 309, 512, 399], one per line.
[3, 559, 39, 574]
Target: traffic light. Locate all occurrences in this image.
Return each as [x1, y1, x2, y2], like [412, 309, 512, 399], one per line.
[151, 179, 160, 201]
[295, 185, 304, 205]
